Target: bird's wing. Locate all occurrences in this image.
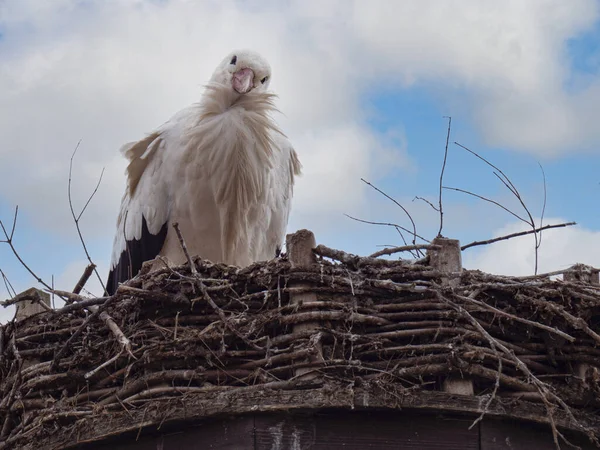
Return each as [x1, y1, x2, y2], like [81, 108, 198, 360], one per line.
[258, 133, 302, 259]
[106, 110, 189, 294]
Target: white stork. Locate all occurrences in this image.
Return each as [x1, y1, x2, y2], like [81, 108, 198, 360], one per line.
[106, 49, 302, 295]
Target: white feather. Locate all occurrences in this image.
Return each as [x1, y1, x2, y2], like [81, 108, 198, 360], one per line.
[109, 49, 301, 274]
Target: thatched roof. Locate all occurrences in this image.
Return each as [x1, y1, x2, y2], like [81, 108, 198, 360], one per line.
[1, 230, 599, 449]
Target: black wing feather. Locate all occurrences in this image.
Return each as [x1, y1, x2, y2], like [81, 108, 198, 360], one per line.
[106, 217, 168, 295]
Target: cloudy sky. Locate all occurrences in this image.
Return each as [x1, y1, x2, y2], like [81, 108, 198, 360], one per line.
[1, 0, 599, 321]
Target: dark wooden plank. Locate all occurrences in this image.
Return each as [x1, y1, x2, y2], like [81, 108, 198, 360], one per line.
[41, 383, 599, 449]
[255, 411, 479, 449]
[80, 416, 254, 450]
[481, 419, 597, 450]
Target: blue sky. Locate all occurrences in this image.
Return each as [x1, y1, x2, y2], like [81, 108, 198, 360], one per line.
[1, 1, 600, 321]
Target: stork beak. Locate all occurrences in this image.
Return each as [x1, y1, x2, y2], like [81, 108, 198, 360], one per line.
[232, 68, 255, 94]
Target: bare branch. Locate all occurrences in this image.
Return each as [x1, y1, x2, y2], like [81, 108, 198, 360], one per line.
[173, 222, 197, 274]
[68, 141, 108, 296]
[67, 141, 82, 214]
[85, 349, 123, 380]
[0, 208, 56, 294]
[412, 196, 439, 212]
[392, 227, 418, 258]
[0, 290, 52, 311]
[360, 178, 419, 246]
[538, 163, 547, 249]
[344, 214, 430, 243]
[0, 269, 16, 299]
[8, 205, 18, 242]
[369, 244, 440, 259]
[454, 143, 534, 227]
[454, 141, 545, 274]
[442, 186, 529, 224]
[490, 172, 541, 271]
[438, 116, 451, 236]
[492, 171, 519, 198]
[461, 222, 576, 251]
[77, 168, 105, 222]
[73, 263, 96, 295]
[454, 142, 520, 196]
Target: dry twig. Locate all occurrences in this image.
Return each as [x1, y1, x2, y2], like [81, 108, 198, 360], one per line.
[344, 214, 430, 243]
[461, 222, 577, 251]
[369, 244, 440, 259]
[360, 178, 420, 249]
[0, 269, 16, 299]
[72, 263, 96, 295]
[437, 116, 451, 237]
[68, 141, 107, 295]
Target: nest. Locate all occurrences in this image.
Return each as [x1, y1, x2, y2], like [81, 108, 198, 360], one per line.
[1, 234, 600, 449]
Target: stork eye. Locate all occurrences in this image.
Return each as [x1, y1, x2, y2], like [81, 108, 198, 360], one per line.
[230, 55, 237, 65]
[261, 76, 268, 84]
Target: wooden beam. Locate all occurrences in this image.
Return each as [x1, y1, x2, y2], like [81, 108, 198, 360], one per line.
[285, 229, 322, 379]
[14, 287, 51, 320]
[429, 237, 474, 396]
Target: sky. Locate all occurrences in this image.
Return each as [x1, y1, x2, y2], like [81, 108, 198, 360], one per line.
[1, 0, 599, 322]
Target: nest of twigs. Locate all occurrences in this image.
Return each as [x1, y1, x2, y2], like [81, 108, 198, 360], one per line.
[1, 237, 600, 450]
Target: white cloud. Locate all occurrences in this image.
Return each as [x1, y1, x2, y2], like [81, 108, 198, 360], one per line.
[350, 0, 600, 155]
[463, 218, 600, 276]
[0, 0, 410, 239]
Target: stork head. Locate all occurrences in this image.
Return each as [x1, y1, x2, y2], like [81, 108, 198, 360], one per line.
[210, 49, 272, 95]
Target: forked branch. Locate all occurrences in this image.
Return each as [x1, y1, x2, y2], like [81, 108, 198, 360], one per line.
[0, 206, 57, 295]
[451, 142, 554, 274]
[360, 178, 419, 248]
[0, 269, 16, 299]
[68, 141, 108, 296]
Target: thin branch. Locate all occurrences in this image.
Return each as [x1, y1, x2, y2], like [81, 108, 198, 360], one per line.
[454, 142, 520, 196]
[0, 269, 16, 299]
[360, 178, 419, 246]
[538, 163, 547, 249]
[395, 229, 416, 258]
[461, 222, 576, 251]
[344, 214, 430, 243]
[492, 171, 519, 198]
[68, 141, 108, 296]
[77, 168, 105, 222]
[412, 196, 439, 212]
[8, 205, 18, 242]
[85, 350, 123, 380]
[0, 208, 56, 294]
[0, 290, 52, 311]
[369, 244, 440, 259]
[438, 116, 451, 237]
[490, 170, 539, 251]
[469, 356, 501, 430]
[455, 142, 543, 274]
[172, 222, 197, 275]
[442, 186, 529, 224]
